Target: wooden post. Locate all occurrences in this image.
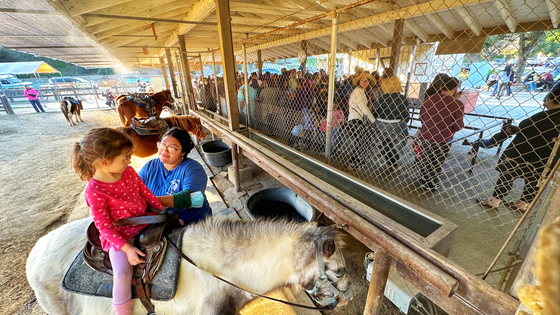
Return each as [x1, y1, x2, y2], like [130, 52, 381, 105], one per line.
[174, 51, 188, 114]
[257, 50, 262, 77]
[389, 19, 404, 75]
[300, 40, 308, 74]
[165, 48, 179, 99]
[159, 56, 170, 90]
[215, 0, 239, 131]
[199, 54, 205, 108]
[231, 143, 240, 192]
[325, 12, 338, 163]
[178, 35, 196, 111]
[364, 249, 392, 315]
[211, 50, 220, 113]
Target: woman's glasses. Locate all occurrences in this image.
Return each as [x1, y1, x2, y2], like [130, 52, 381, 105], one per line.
[157, 142, 180, 154]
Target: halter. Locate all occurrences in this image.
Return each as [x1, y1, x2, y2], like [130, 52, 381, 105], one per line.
[167, 231, 350, 311]
[305, 237, 352, 308]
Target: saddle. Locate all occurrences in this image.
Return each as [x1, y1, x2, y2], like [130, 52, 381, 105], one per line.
[127, 93, 156, 115]
[130, 117, 170, 136]
[63, 96, 80, 104]
[82, 208, 182, 314]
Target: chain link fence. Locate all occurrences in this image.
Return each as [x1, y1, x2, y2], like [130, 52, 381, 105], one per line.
[194, 0, 560, 289]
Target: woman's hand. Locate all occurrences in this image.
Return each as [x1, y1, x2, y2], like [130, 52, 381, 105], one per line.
[121, 243, 145, 266]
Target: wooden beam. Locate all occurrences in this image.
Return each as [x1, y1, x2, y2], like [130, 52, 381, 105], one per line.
[0, 8, 59, 15]
[364, 249, 392, 315]
[243, 0, 488, 53]
[165, 48, 179, 98]
[405, 19, 430, 43]
[493, 0, 517, 33]
[426, 13, 454, 39]
[87, 9, 187, 35]
[82, 0, 194, 26]
[159, 56, 170, 90]
[229, 1, 324, 16]
[92, 12, 186, 39]
[389, 19, 404, 73]
[159, 0, 216, 55]
[455, 7, 482, 36]
[215, 0, 239, 131]
[178, 35, 196, 110]
[64, 0, 134, 16]
[545, 0, 560, 28]
[82, 13, 216, 26]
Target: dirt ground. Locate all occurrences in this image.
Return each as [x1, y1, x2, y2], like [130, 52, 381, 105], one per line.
[0, 109, 403, 315]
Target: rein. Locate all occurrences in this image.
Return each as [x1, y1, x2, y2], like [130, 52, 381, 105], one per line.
[166, 237, 339, 311]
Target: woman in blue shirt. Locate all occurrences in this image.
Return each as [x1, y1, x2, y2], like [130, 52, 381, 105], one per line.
[139, 127, 212, 224]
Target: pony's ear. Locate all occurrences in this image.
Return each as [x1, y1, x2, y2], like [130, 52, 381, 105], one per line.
[321, 238, 336, 259]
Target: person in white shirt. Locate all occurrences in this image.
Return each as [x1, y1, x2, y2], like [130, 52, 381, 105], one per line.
[496, 66, 512, 99]
[347, 73, 376, 170]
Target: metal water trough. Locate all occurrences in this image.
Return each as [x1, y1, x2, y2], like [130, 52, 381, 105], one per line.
[245, 187, 316, 222]
[241, 131, 457, 257]
[201, 139, 232, 167]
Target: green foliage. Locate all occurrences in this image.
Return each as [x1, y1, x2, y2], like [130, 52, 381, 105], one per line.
[0, 49, 113, 76]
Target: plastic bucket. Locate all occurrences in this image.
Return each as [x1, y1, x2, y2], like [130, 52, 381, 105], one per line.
[201, 140, 232, 167]
[245, 187, 316, 222]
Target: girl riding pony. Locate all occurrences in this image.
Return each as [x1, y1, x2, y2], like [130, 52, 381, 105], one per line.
[71, 128, 202, 315]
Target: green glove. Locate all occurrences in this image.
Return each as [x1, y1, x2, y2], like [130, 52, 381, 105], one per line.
[172, 190, 204, 208]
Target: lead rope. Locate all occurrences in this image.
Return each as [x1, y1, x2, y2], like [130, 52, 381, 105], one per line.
[166, 239, 337, 311]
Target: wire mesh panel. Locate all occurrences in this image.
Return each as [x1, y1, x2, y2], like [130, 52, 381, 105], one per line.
[190, 0, 560, 289]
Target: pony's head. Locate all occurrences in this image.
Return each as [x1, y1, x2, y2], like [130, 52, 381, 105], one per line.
[301, 226, 352, 308]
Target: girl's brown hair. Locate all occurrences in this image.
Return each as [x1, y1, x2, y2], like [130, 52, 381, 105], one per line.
[71, 128, 134, 181]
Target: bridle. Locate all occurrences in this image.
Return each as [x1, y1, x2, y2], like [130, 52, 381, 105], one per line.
[305, 238, 352, 308]
[161, 90, 174, 109]
[167, 233, 349, 311]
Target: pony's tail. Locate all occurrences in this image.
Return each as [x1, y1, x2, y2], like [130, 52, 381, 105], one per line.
[71, 141, 95, 181]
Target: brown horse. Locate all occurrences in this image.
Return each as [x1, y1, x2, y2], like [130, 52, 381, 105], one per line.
[118, 116, 206, 157]
[116, 90, 174, 127]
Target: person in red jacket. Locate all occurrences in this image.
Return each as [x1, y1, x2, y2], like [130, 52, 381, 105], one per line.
[417, 77, 464, 190]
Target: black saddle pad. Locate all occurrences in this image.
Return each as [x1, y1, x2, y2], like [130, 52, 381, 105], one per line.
[62, 228, 185, 301]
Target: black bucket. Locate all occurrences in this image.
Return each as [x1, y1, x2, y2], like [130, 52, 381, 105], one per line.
[201, 140, 232, 167]
[245, 187, 316, 222]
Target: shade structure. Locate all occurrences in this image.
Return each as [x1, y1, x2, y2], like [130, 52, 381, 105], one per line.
[0, 62, 60, 75]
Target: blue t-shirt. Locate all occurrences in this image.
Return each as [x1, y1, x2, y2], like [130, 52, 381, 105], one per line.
[139, 158, 212, 223]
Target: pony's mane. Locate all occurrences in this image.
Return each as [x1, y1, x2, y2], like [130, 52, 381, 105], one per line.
[186, 217, 344, 248]
[165, 116, 206, 140]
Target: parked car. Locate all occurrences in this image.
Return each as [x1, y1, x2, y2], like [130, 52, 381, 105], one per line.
[526, 58, 540, 66]
[507, 59, 517, 66]
[48, 77, 95, 88]
[491, 59, 506, 67]
[0, 75, 33, 89]
[261, 68, 281, 75]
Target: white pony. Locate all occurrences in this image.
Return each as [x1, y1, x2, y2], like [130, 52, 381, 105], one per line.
[27, 217, 350, 315]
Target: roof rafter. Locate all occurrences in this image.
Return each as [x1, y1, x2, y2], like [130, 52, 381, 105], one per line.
[455, 7, 482, 36]
[493, 0, 517, 33]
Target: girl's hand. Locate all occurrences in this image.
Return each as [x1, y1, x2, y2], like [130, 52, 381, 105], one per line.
[121, 243, 145, 266]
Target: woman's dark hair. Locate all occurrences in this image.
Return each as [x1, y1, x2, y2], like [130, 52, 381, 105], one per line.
[250, 78, 259, 89]
[425, 73, 451, 96]
[161, 127, 194, 160]
[546, 87, 560, 104]
[442, 77, 460, 91]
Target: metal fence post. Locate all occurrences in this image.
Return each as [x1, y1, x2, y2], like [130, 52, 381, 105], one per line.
[325, 11, 338, 163]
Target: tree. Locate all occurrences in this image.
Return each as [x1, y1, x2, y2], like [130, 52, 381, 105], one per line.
[515, 31, 546, 77]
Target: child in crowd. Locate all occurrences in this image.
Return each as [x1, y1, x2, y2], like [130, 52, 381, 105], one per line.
[462, 122, 520, 154]
[320, 96, 345, 152]
[71, 128, 202, 315]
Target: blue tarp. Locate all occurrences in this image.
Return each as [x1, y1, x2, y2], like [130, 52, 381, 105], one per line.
[452, 62, 491, 88]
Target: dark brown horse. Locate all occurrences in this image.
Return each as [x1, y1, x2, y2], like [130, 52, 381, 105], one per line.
[116, 90, 174, 127]
[118, 116, 206, 157]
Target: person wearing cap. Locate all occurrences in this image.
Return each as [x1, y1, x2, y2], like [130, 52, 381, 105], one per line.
[417, 77, 464, 190]
[373, 75, 412, 171]
[347, 72, 377, 170]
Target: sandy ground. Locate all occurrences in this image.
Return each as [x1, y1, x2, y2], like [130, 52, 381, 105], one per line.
[0, 108, 403, 315]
